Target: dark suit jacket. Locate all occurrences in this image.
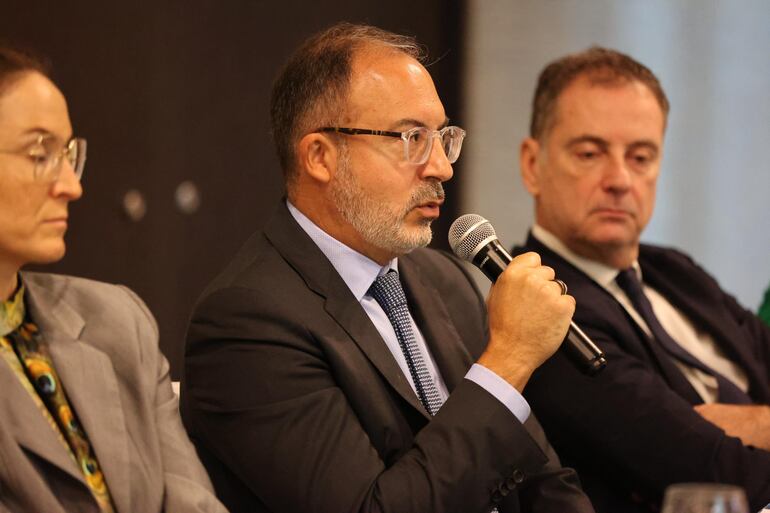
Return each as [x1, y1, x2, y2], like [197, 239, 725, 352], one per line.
[514, 234, 770, 513]
[0, 273, 226, 513]
[181, 203, 594, 513]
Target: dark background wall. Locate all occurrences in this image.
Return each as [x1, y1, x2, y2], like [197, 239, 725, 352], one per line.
[2, 1, 466, 377]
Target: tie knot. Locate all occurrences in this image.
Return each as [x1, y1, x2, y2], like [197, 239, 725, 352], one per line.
[368, 270, 407, 311]
[615, 268, 643, 297]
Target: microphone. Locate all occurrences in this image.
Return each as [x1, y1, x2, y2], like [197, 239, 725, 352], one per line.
[448, 214, 606, 376]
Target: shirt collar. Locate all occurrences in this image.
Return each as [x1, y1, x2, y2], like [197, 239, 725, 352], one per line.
[0, 277, 26, 337]
[287, 200, 397, 301]
[531, 224, 642, 287]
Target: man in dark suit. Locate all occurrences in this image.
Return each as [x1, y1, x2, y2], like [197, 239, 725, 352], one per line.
[181, 23, 595, 513]
[514, 46, 770, 512]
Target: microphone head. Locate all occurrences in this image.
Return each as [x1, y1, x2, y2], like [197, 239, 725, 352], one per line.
[448, 214, 498, 261]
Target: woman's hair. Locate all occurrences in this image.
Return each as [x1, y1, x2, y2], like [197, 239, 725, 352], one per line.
[0, 44, 51, 95]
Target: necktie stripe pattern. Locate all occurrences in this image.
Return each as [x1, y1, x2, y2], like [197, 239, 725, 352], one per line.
[368, 271, 444, 416]
[615, 268, 752, 404]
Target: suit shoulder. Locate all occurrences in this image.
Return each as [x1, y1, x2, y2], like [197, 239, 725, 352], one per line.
[24, 272, 147, 309]
[190, 232, 324, 334]
[639, 244, 716, 280]
[23, 271, 111, 293]
[23, 272, 157, 338]
[197, 229, 294, 299]
[22, 272, 160, 368]
[640, 243, 697, 265]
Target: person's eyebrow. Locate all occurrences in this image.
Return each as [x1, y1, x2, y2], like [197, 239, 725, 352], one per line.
[627, 140, 660, 154]
[23, 128, 53, 137]
[391, 117, 450, 131]
[21, 128, 67, 143]
[565, 135, 609, 151]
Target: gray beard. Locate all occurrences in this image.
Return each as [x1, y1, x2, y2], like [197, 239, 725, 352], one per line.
[330, 148, 444, 256]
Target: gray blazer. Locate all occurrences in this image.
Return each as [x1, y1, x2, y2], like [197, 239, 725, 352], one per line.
[0, 272, 227, 513]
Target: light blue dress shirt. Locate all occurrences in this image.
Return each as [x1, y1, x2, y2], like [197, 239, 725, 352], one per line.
[287, 201, 530, 423]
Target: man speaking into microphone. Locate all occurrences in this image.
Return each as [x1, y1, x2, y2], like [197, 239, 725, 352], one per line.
[180, 22, 594, 513]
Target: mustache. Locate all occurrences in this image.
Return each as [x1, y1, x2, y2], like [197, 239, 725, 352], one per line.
[408, 181, 445, 209]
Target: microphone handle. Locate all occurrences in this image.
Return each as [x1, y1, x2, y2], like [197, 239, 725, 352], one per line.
[564, 320, 607, 375]
[471, 239, 607, 376]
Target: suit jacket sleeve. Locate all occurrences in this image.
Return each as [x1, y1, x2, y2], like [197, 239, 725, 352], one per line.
[181, 248, 593, 513]
[719, 275, 770, 384]
[420, 252, 593, 513]
[119, 287, 228, 513]
[516, 415, 593, 513]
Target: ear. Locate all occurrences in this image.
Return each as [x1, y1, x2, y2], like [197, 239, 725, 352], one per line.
[519, 137, 542, 196]
[297, 132, 338, 185]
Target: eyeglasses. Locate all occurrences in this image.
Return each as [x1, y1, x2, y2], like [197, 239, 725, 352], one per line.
[318, 125, 466, 165]
[0, 134, 87, 182]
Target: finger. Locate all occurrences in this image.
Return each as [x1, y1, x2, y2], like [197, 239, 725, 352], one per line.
[546, 279, 566, 297]
[511, 251, 541, 268]
[522, 265, 555, 282]
[539, 265, 556, 282]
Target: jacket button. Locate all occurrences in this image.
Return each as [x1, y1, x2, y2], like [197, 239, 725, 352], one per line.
[511, 469, 525, 484]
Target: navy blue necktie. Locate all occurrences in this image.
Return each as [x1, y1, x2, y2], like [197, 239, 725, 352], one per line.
[368, 270, 444, 416]
[616, 268, 751, 404]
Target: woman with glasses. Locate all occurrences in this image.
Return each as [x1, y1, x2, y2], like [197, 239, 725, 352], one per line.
[0, 46, 227, 513]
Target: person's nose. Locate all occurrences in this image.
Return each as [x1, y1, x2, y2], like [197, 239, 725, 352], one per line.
[50, 159, 83, 201]
[420, 134, 454, 183]
[601, 152, 632, 193]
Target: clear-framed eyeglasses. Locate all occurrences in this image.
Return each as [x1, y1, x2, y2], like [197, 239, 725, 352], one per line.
[0, 134, 87, 182]
[318, 125, 466, 165]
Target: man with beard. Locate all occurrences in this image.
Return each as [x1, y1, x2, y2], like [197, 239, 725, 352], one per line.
[514, 47, 770, 512]
[180, 23, 594, 513]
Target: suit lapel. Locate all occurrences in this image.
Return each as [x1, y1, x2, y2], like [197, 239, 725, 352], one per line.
[24, 274, 131, 513]
[0, 355, 83, 482]
[399, 254, 473, 392]
[264, 203, 429, 417]
[323, 289, 429, 416]
[525, 235, 704, 404]
[639, 249, 764, 398]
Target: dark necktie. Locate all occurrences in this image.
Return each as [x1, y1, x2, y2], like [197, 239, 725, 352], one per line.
[616, 268, 751, 404]
[368, 270, 444, 416]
